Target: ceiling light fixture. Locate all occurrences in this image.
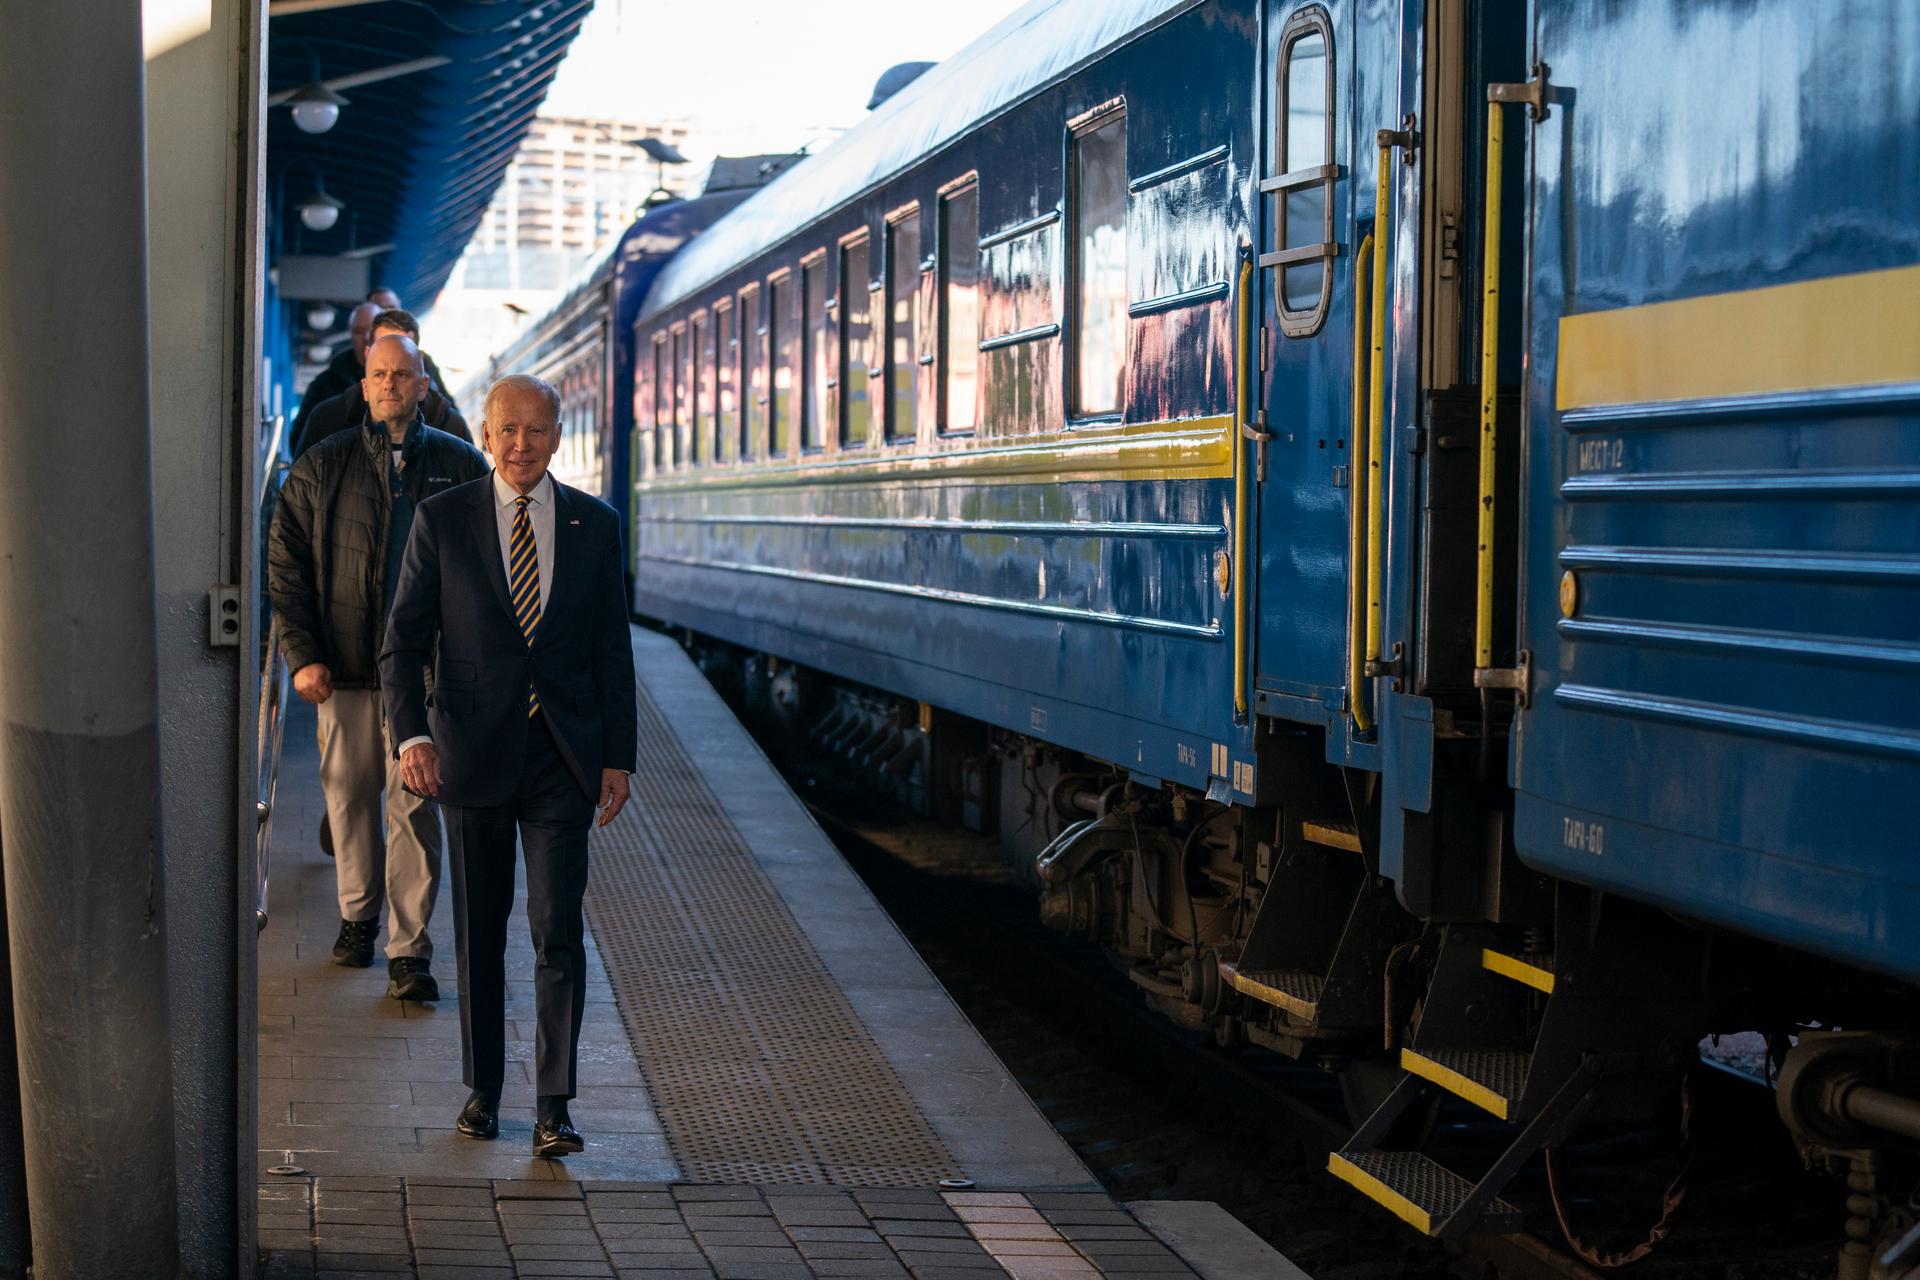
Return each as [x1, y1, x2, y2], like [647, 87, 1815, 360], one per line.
[288, 80, 347, 134]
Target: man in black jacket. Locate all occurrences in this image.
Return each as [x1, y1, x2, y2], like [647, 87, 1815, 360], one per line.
[294, 308, 471, 455]
[269, 333, 489, 997]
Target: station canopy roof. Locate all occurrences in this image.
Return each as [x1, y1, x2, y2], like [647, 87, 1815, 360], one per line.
[266, 0, 592, 311]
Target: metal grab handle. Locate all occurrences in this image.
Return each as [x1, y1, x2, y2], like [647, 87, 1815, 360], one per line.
[1347, 230, 1376, 732]
[1364, 141, 1393, 687]
[1233, 249, 1254, 720]
[1475, 99, 1506, 673]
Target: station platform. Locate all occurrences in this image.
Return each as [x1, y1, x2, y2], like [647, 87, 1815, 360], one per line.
[257, 626, 1300, 1279]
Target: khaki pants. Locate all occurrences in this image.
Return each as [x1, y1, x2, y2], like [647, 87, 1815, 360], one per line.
[316, 687, 442, 960]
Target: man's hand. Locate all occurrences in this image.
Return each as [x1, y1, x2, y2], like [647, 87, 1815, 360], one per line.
[596, 769, 630, 828]
[293, 662, 334, 704]
[400, 742, 443, 798]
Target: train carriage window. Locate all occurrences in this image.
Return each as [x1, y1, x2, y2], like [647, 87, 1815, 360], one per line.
[840, 235, 873, 447]
[940, 182, 980, 434]
[771, 272, 795, 457]
[802, 254, 828, 451]
[886, 209, 920, 441]
[1071, 107, 1128, 419]
[691, 311, 709, 465]
[1273, 7, 1335, 335]
[715, 299, 737, 463]
[651, 333, 670, 470]
[739, 284, 762, 459]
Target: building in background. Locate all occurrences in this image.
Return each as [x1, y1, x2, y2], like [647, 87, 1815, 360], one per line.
[429, 115, 695, 389]
[456, 115, 695, 293]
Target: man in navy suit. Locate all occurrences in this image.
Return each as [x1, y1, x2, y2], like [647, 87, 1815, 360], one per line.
[380, 372, 636, 1157]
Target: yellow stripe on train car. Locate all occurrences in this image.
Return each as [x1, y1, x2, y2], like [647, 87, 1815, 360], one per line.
[1556, 263, 1920, 410]
[636, 414, 1236, 493]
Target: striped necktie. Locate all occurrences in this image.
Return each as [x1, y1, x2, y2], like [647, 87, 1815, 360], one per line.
[509, 495, 541, 716]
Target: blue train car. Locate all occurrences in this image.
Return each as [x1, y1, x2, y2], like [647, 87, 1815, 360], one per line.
[630, 0, 1269, 803]
[542, 0, 1919, 1260]
[466, 163, 797, 545]
[1506, 1, 1920, 990]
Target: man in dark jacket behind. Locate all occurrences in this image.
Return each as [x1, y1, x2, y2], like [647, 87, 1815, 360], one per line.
[295, 308, 471, 455]
[290, 301, 461, 456]
[290, 301, 381, 450]
[269, 333, 489, 997]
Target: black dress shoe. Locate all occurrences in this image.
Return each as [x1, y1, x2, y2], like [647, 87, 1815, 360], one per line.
[330, 918, 377, 967]
[532, 1118, 584, 1158]
[387, 956, 439, 1002]
[455, 1093, 499, 1141]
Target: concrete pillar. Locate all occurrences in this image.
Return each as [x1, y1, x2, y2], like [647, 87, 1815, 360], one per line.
[145, 0, 266, 1272]
[0, 5, 181, 1277]
[0, 835, 28, 1278]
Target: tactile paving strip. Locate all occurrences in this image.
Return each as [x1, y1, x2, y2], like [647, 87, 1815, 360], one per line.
[585, 678, 963, 1186]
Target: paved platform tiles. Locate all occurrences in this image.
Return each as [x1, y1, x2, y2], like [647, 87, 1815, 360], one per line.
[258, 629, 1298, 1277]
[258, 1180, 1226, 1280]
[262, 696, 674, 1182]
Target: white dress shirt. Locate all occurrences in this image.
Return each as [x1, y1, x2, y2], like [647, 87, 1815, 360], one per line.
[395, 470, 555, 761]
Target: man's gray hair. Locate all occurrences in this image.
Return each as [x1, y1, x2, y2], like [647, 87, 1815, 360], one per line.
[483, 373, 561, 424]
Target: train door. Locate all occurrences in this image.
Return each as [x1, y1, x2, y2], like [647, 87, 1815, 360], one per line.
[1251, 0, 1401, 754]
[1504, 1, 1920, 979]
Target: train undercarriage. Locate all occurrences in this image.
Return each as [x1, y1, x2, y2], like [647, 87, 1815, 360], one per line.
[681, 631, 1920, 1277]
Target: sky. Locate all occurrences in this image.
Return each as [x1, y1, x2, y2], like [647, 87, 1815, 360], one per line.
[538, 0, 1034, 156]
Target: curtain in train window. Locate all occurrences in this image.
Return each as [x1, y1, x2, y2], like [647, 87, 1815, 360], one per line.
[691, 312, 709, 464]
[1274, 8, 1334, 335]
[941, 184, 980, 434]
[840, 236, 872, 446]
[771, 274, 794, 456]
[739, 284, 762, 459]
[1072, 109, 1128, 418]
[672, 324, 689, 468]
[887, 211, 920, 440]
[803, 257, 828, 450]
[651, 334, 670, 470]
[716, 301, 737, 462]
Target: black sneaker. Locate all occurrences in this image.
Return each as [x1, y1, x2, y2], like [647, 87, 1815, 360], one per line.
[387, 956, 439, 1002]
[330, 918, 377, 967]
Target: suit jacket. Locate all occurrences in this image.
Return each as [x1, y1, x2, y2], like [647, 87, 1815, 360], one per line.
[379, 473, 637, 808]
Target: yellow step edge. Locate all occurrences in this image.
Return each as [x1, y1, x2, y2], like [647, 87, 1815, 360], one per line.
[1327, 1152, 1433, 1236]
[1400, 1048, 1511, 1120]
[1481, 948, 1556, 994]
[1219, 965, 1318, 1018]
[1301, 819, 1362, 853]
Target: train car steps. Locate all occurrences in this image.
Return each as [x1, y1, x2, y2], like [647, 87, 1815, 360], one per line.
[1399, 1046, 1532, 1121]
[1300, 818, 1363, 853]
[1327, 1148, 1525, 1236]
[1331, 1055, 1607, 1238]
[1481, 947, 1556, 994]
[1215, 961, 1323, 1019]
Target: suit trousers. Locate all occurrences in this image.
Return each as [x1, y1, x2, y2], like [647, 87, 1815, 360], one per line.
[442, 715, 593, 1100]
[316, 687, 443, 959]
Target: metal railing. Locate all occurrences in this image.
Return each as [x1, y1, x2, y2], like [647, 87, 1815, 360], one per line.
[255, 614, 290, 932]
[254, 411, 291, 931]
